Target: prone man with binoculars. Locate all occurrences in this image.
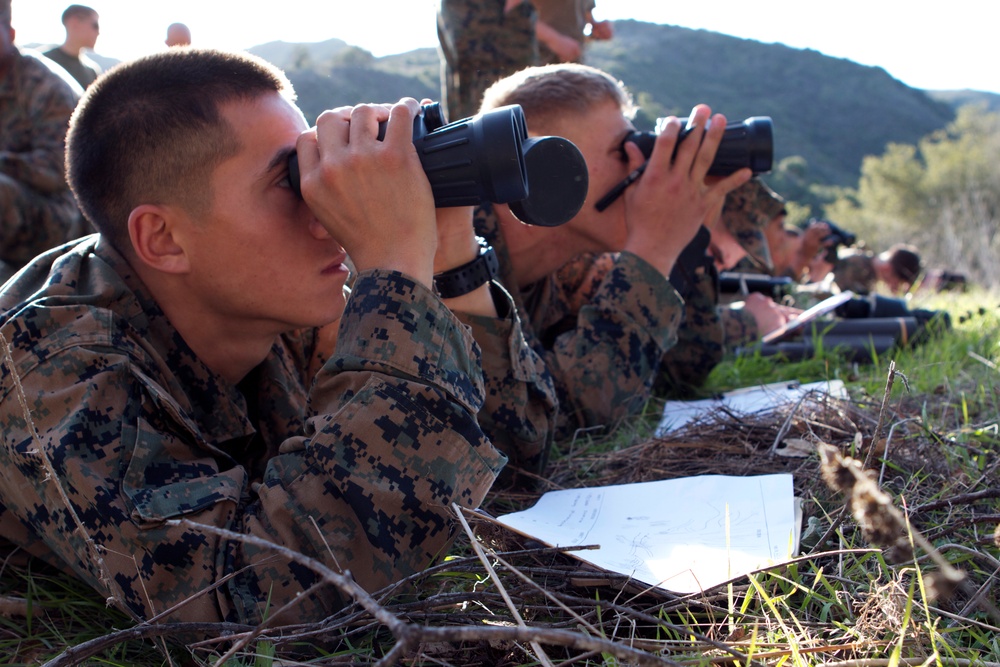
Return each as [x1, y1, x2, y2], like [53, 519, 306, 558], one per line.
[296, 61, 776, 443]
[0, 48, 566, 630]
[463, 62, 766, 437]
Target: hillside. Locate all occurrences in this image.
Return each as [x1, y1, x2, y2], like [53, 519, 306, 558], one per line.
[247, 20, 965, 188]
[57, 20, 1000, 190]
[583, 21, 956, 187]
[928, 88, 1000, 113]
[244, 42, 438, 120]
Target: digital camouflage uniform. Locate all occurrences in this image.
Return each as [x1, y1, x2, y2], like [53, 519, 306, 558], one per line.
[832, 250, 877, 295]
[458, 282, 557, 479]
[724, 181, 785, 282]
[656, 232, 726, 395]
[533, 0, 595, 64]
[727, 255, 761, 275]
[712, 178, 782, 349]
[437, 0, 537, 122]
[0, 235, 516, 627]
[719, 178, 778, 275]
[0, 48, 84, 282]
[473, 205, 684, 439]
[656, 181, 782, 392]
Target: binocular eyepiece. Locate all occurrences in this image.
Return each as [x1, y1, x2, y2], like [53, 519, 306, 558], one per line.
[288, 102, 589, 227]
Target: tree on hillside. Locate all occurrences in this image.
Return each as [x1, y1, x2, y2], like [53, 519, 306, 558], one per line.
[824, 105, 1000, 287]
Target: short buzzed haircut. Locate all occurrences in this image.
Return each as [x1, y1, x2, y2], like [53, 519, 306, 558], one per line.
[885, 244, 922, 285]
[61, 4, 96, 23]
[480, 64, 635, 134]
[66, 48, 296, 252]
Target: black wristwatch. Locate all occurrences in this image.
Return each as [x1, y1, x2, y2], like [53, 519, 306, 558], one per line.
[433, 240, 500, 299]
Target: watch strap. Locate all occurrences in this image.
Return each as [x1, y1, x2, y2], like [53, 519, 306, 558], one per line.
[433, 243, 500, 298]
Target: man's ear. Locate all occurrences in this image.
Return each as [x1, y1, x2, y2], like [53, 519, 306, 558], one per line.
[127, 205, 191, 274]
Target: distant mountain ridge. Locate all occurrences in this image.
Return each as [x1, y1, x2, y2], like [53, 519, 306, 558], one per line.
[40, 20, 1000, 189]
[578, 21, 967, 187]
[244, 20, 996, 188]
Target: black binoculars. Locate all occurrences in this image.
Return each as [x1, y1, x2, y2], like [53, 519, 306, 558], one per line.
[595, 116, 773, 211]
[802, 218, 857, 263]
[288, 102, 589, 227]
[627, 116, 773, 176]
[718, 271, 795, 299]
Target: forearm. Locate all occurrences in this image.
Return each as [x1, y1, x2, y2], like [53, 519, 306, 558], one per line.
[456, 283, 557, 476]
[264, 271, 503, 609]
[543, 252, 683, 435]
[721, 303, 761, 349]
[657, 268, 725, 394]
[252, 372, 502, 620]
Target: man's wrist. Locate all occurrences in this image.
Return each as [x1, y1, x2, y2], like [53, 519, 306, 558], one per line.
[433, 239, 499, 299]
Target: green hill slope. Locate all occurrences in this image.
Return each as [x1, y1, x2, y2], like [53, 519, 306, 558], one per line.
[584, 21, 956, 187]
[245, 21, 965, 188]
[72, 20, 1000, 190]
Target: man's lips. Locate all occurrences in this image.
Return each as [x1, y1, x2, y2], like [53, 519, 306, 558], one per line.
[322, 254, 349, 275]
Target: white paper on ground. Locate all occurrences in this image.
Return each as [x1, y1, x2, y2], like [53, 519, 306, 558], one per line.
[655, 379, 848, 436]
[497, 473, 801, 594]
[761, 290, 856, 343]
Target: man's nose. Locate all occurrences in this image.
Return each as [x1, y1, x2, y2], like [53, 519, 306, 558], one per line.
[307, 216, 331, 241]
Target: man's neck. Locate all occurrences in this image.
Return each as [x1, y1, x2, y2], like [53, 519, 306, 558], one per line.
[495, 204, 589, 289]
[133, 263, 278, 385]
[59, 42, 83, 58]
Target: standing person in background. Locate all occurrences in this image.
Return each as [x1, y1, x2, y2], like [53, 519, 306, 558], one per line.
[437, 0, 537, 122]
[43, 4, 101, 89]
[0, 0, 84, 283]
[534, 0, 613, 64]
[165, 22, 191, 47]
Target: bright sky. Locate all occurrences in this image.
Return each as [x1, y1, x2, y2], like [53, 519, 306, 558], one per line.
[13, 0, 1000, 95]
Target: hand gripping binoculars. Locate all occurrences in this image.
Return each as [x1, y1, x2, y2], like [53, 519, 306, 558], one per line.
[288, 102, 589, 227]
[595, 115, 773, 212]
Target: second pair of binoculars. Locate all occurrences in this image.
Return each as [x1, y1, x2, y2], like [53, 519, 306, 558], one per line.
[594, 114, 773, 212]
[626, 115, 774, 175]
[287, 102, 588, 228]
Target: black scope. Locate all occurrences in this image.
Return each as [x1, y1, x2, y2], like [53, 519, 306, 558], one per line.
[835, 293, 950, 331]
[626, 116, 773, 176]
[718, 272, 794, 299]
[288, 102, 589, 227]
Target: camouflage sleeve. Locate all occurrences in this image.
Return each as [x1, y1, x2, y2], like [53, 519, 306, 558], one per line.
[542, 251, 683, 435]
[0, 270, 505, 626]
[0, 58, 78, 194]
[657, 266, 725, 395]
[721, 303, 760, 349]
[438, 0, 536, 73]
[832, 254, 877, 295]
[455, 282, 557, 480]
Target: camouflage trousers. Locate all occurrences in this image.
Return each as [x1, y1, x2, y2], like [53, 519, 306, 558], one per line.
[437, 0, 538, 121]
